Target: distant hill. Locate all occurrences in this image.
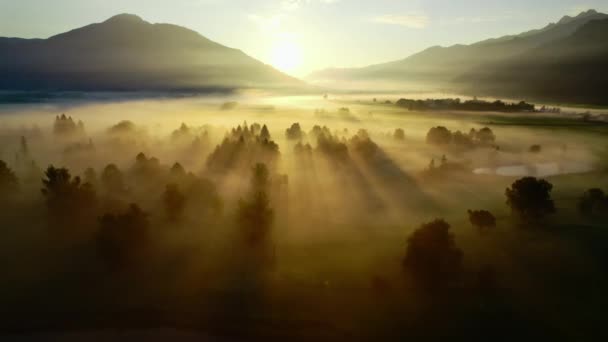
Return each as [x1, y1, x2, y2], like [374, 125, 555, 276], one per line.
[458, 18, 608, 105]
[309, 9, 608, 104]
[0, 14, 303, 92]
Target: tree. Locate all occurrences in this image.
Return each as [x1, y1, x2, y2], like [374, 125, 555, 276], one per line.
[529, 145, 542, 153]
[97, 204, 149, 270]
[260, 124, 271, 140]
[393, 128, 405, 141]
[41, 166, 97, 226]
[101, 164, 127, 194]
[83, 167, 98, 187]
[251, 163, 270, 193]
[475, 127, 496, 144]
[163, 183, 186, 222]
[237, 191, 274, 245]
[506, 177, 555, 221]
[426, 126, 452, 145]
[402, 219, 463, 291]
[237, 163, 274, 246]
[578, 188, 608, 217]
[170, 162, 186, 179]
[468, 210, 497, 232]
[285, 123, 303, 140]
[0, 160, 19, 199]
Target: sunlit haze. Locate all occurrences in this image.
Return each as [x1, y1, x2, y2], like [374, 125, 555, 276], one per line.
[1, 1, 608, 340]
[2, 0, 608, 76]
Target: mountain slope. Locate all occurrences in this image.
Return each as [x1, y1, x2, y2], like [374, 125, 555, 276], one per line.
[309, 10, 607, 93]
[0, 14, 303, 92]
[458, 18, 608, 105]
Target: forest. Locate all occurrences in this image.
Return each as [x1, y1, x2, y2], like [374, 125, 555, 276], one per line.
[1, 97, 607, 340]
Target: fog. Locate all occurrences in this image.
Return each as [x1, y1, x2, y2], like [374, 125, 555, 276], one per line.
[1, 95, 607, 339]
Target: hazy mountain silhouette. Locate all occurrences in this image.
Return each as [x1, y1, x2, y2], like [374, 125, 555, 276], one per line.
[458, 18, 608, 105]
[309, 9, 608, 104]
[0, 14, 303, 92]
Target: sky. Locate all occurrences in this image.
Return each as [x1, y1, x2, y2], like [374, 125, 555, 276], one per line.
[1, 0, 607, 77]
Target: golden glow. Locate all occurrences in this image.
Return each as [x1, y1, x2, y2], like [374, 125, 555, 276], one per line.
[270, 39, 303, 74]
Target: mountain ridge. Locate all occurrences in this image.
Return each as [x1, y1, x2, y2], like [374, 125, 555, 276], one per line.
[309, 9, 607, 83]
[0, 14, 304, 93]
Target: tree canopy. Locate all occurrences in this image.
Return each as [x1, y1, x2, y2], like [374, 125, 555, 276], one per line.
[403, 219, 463, 291]
[506, 177, 555, 221]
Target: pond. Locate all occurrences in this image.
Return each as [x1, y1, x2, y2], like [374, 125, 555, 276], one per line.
[474, 162, 594, 177]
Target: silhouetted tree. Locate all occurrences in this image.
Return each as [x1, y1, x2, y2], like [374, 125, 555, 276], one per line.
[285, 123, 303, 140]
[97, 204, 149, 270]
[402, 219, 463, 291]
[237, 191, 274, 245]
[237, 163, 274, 247]
[83, 167, 98, 188]
[506, 177, 555, 221]
[170, 162, 186, 179]
[20, 136, 29, 156]
[350, 134, 379, 161]
[260, 124, 271, 140]
[132, 152, 162, 180]
[316, 133, 349, 162]
[426, 126, 452, 145]
[452, 130, 474, 148]
[186, 177, 223, 217]
[578, 188, 608, 217]
[41, 166, 97, 226]
[476, 127, 496, 144]
[293, 142, 313, 156]
[171, 123, 191, 142]
[251, 163, 270, 193]
[0, 160, 19, 199]
[468, 210, 497, 232]
[107, 120, 137, 135]
[394, 128, 405, 141]
[163, 183, 186, 222]
[101, 164, 127, 194]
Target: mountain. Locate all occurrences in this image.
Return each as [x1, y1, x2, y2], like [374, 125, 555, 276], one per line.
[0, 14, 303, 92]
[458, 18, 608, 105]
[309, 10, 608, 103]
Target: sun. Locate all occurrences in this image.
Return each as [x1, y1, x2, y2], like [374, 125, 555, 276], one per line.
[270, 39, 303, 74]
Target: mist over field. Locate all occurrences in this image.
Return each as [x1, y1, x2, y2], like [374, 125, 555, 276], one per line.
[2, 2, 608, 340]
[1, 93, 607, 340]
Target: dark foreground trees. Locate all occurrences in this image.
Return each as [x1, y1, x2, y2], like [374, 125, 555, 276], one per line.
[402, 219, 463, 291]
[236, 163, 275, 270]
[578, 188, 608, 218]
[237, 191, 274, 245]
[97, 204, 149, 269]
[238, 163, 274, 245]
[163, 183, 186, 222]
[505, 177, 555, 221]
[0, 160, 19, 200]
[41, 166, 97, 227]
